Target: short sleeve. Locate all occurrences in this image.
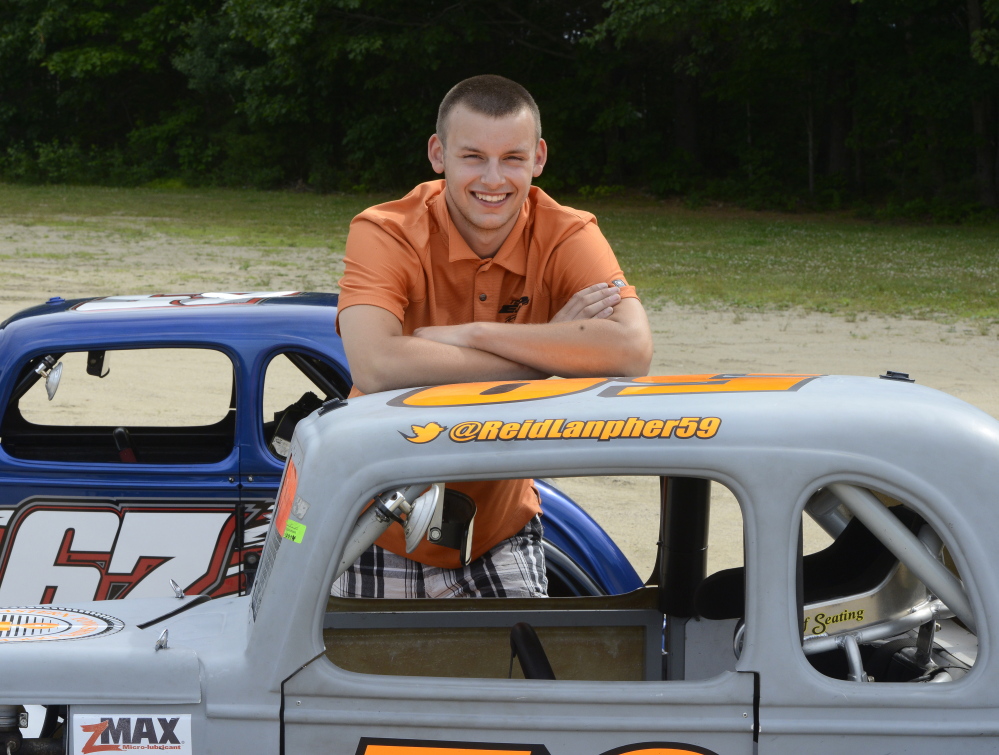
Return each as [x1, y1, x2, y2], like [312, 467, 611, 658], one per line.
[545, 221, 638, 313]
[336, 216, 420, 333]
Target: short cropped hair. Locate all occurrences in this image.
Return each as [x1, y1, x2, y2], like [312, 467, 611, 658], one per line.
[436, 75, 542, 145]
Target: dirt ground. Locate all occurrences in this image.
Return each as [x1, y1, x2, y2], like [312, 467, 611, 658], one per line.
[2, 220, 997, 578]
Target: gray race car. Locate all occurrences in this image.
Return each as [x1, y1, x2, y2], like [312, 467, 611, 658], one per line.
[0, 372, 988, 754]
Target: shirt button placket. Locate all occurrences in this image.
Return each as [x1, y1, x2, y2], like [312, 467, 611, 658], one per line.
[474, 259, 491, 321]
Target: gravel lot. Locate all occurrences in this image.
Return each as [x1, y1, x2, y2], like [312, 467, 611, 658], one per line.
[4, 219, 995, 577]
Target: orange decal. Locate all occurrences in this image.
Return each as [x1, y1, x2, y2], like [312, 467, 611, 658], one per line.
[391, 378, 609, 408]
[80, 720, 119, 753]
[0, 621, 59, 631]
[432, 417, 722, 444]
[389, 374, 820, 409]
[401, 422, 448, 443]
[602, 373, 820, 397]
[356, 739, 548, 755]
[355, 739, 719, 755]
[361, 748, 537, 755]
[274, 458, 298, 539]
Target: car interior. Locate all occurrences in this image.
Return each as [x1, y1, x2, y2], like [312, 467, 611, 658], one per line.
[322, 477, 978, 686]
[323, 476, 740, 683]
[0, 349, 236, 464]
[0, 348, 350, 465]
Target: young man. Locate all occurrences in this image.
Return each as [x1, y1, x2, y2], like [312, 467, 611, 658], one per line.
[334, 75, 653, 599]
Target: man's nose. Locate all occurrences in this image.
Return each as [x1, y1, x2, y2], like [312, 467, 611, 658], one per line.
[481, 158, 504, 187]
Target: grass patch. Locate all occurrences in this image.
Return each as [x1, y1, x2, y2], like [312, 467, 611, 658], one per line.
[2, 183, 997, 320]
[579, 195, 999, 320]
[0, 183, 379, 251]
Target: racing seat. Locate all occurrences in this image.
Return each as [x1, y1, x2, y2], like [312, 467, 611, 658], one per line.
[694, 506, 924, 621]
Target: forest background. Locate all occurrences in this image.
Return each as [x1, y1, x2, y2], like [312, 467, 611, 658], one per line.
[3, 0, 999, 219]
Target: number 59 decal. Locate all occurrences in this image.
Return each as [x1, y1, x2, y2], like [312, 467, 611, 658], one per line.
[356, 738, 720, 755]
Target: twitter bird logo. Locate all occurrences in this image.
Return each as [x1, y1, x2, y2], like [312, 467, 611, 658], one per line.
[401, 422, 447, 444]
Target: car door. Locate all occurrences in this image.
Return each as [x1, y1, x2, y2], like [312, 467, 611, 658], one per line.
[284, 659, 756, 755]
[756, 479, 992, 754]
[0, 346, 243, 602]
[280, 471, 757, 755]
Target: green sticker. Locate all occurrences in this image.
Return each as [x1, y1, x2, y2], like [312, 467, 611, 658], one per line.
[283, 520, 307, 543]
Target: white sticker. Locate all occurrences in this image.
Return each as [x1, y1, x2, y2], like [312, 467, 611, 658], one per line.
[73, 713, 192, 754]
[72, 292, 300, 312]
[291, 496, 310, 520]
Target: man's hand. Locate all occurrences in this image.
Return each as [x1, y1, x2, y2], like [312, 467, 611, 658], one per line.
[549, 282, 622, 323]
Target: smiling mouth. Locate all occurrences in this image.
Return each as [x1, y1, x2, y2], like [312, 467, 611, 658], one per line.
[473, 192, 509, 204]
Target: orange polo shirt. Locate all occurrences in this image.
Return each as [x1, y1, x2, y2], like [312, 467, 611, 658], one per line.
[337, 180, 637, 568]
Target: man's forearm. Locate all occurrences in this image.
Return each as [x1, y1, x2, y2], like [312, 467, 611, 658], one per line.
[351, 334, 547, 394]
[460, 318, 652, 377]
[413, 298, 653, 378]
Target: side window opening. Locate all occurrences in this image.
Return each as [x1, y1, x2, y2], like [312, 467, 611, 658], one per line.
[798, 484, 976, 684]
[551, 477, 745, 583]
[323, 475, 747, 684]
[0, 348, 235, 464]
[262, 351, 349, 459]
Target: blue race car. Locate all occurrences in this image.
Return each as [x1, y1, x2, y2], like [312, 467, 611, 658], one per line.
[0, 292, 640, 603]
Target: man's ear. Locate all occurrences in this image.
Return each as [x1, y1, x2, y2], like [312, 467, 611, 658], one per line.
[428, 134, 446, 174]
[532, 138, 548, 178]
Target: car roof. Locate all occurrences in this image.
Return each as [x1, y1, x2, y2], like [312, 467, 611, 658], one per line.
[0, 291, 339, 330]
[246, 373, 999, 658]
[291, 373, 999, 523]
[0, 292, 344, 361]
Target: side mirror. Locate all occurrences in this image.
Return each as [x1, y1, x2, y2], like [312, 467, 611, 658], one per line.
[45, 362, 63, 401]
[87, 350, 110, 378]
[404, 484, 443, 553]
[335, 483, 444, 580]
[33, 356, 63, 401]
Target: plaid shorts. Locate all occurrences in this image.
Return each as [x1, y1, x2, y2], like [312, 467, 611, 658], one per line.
[332, 515, 548, 599]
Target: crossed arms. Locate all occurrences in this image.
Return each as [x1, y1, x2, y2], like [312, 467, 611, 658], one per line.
[340, 283, 654, 394]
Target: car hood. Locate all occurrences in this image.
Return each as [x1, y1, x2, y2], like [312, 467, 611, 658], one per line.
[0, 597, 209, 705]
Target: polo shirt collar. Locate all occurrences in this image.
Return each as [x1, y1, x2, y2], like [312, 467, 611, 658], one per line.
[433, 184, 530, 275]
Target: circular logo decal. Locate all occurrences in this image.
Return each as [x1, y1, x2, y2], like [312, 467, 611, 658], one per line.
[0, 607, 124, 643]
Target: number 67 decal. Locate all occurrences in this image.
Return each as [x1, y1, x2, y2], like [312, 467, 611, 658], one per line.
[355, 738, 720, 755]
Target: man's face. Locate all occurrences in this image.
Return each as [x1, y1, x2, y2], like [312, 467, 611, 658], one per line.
[428, 104, 546, 248]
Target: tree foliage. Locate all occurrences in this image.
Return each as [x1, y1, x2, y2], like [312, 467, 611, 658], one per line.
[1, 0, 997, 209]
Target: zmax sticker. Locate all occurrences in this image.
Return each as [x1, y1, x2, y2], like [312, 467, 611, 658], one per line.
[74, 713, 192, 754]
